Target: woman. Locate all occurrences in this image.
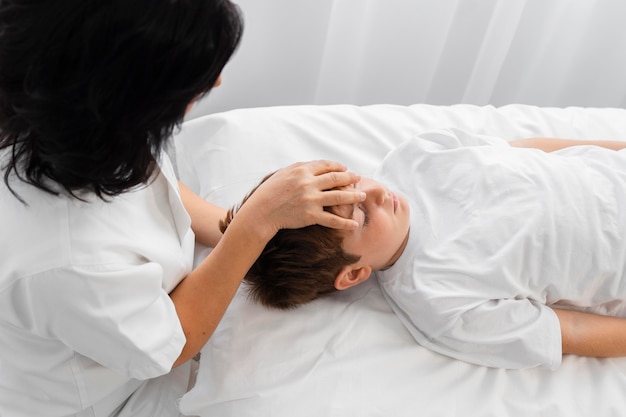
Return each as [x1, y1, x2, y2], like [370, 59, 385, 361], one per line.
[0, 1, 364, 416]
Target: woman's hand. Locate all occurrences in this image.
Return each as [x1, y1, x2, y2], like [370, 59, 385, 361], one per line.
[237, 160, 365, 238]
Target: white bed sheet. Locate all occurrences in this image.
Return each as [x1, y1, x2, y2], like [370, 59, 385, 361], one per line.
[174, 104, 626, 417]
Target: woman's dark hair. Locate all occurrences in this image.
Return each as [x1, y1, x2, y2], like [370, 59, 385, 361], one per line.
[0, 0, 243, 200]
[219, 173, 362, 310]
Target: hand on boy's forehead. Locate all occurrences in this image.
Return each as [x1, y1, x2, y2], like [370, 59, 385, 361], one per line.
[329, 202, 354, 220]
[327, 184, 358, 220]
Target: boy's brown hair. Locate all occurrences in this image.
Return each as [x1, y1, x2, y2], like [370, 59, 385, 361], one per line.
[219, 173, 361, 310]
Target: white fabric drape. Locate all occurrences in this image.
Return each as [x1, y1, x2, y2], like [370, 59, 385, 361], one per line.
[188, 0, 626, 118]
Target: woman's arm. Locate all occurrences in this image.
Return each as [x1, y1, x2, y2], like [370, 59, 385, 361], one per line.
[178, 181, 225, 248]
[170, 160, 365, 366]
[509, 138, 626, 152]
[553, 308, 626, 358]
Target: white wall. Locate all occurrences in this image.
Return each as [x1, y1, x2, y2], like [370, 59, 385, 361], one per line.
[188, 0, 626, 119]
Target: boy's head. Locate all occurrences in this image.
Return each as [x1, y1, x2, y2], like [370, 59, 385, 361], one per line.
[220, 173, 410, 310]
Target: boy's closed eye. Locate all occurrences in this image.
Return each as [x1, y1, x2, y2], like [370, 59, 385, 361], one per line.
[328, 202, 368, 228]
[358, 203, 369, 227]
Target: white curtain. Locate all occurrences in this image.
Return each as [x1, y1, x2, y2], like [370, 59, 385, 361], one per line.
[188, 0, 626, 118]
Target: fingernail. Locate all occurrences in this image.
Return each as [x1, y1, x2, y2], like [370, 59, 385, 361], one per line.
[359, 192, 366, 200]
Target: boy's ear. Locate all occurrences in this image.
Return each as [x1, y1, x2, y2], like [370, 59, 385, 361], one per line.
[334, 265, 372, 291]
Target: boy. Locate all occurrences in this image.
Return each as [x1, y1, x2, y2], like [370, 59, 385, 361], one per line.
[221, 128, 626, 370]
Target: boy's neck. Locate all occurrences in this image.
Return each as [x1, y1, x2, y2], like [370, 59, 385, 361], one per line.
[380, 228, 410, 271]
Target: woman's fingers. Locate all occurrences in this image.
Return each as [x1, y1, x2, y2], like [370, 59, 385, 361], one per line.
[318, 188, 366, 207]
[302, 160, 359, 188]
[304, 160, 348, 175]
[290, 160, 360, 189]
[317, 170, 362, 191]
[237, 160, 367, 233]
[316, 210, 360, 230]
[287, 161, 365, 230]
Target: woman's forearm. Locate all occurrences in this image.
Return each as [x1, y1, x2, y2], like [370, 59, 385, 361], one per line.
[170, 203, 273, 367]
[178, 181, 225, 248]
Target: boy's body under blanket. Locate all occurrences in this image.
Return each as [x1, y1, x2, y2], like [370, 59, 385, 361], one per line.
[376, 128, 626, 369]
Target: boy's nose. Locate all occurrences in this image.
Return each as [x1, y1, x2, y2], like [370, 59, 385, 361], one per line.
[364, 182, 385, 205]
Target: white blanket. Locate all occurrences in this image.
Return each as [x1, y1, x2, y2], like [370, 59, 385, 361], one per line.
[174, 104, 626, 417]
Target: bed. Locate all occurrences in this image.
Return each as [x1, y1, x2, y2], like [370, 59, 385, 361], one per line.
[173, 103, 626, 417]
